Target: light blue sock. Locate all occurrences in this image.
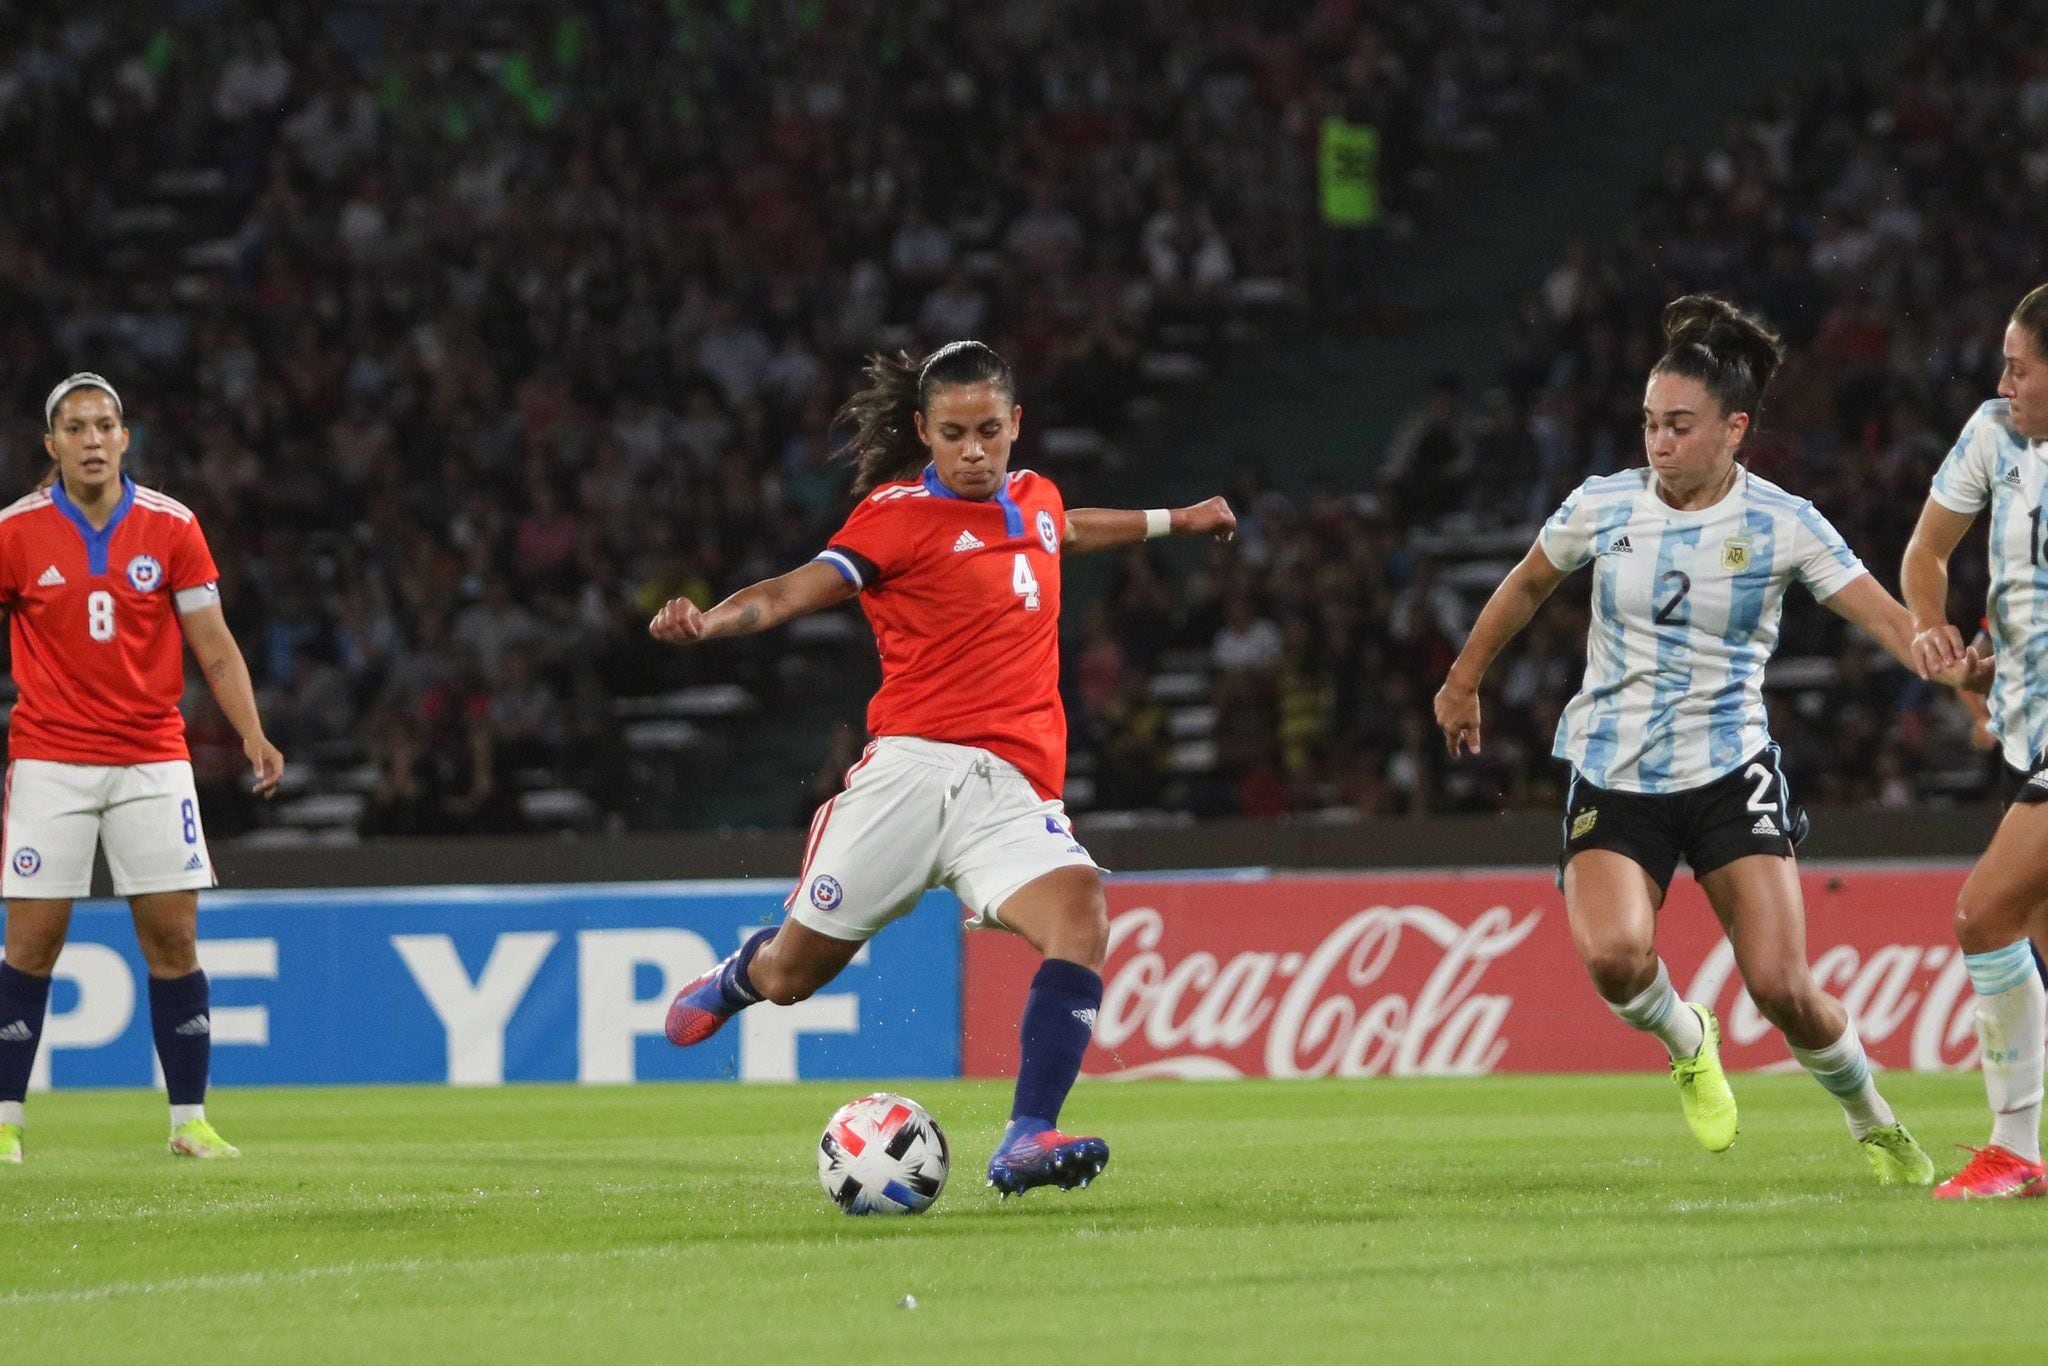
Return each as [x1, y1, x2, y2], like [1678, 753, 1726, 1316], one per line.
[1788, 1020, 1893, 1140]
[1607, 960, 1704, 1060]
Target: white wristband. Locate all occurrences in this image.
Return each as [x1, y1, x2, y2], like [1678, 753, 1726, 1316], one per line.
[1144, 508, 1171, 539]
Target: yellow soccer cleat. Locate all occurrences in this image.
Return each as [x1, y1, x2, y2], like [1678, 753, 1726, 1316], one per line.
[1859, 1123, 1935, 1187]
[169, 1117, 241, 1159]
[0, 1122, 21, 1164]
[1669, 1003, 1738, 1152]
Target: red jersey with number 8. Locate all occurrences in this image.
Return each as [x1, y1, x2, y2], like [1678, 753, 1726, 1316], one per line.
[0, 478, 220, 764]
[817, 467, 1068, 798]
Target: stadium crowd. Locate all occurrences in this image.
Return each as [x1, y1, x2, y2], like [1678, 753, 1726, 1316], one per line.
[0, 0, 1641, 835]
[5, 0, 2031, 833]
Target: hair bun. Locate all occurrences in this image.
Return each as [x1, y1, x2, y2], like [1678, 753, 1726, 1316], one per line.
[1658, 293, 1785, 399]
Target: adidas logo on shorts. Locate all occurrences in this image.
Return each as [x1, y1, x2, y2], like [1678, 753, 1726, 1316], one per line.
[0, 1020, 31, 1043]
[183, 853, 205, 871]
[952, 530, 984, 553]
[1751, 814, 1778, 835]
[174, 1015, 211, 1037]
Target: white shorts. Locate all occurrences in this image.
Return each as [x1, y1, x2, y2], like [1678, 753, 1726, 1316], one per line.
[786, 736, 1100, 942]
[3, 759, 216, 899]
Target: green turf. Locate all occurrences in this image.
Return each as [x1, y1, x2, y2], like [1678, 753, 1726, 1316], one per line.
[2, 1074, 2042, 1363]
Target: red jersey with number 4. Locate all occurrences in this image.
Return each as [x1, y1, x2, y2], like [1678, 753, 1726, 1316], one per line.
[0, 478, 220, 764]
[818, 467, 1068, 797]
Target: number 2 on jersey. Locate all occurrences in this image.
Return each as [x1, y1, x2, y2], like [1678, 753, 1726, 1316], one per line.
[87, 590, 115, 642]
[1012, 553, 1041, 611]
[1653, 570, 1691, 626]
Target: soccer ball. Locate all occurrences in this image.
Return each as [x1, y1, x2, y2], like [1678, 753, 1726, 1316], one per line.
[817, 1092, 950, 1216]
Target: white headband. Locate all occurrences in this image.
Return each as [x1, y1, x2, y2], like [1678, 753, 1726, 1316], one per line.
[44, 372, 123, 429]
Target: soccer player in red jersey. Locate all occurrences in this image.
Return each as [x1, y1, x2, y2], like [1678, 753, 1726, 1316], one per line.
[652, 341, 1234, 1196]
[0, 375, 283, 1164]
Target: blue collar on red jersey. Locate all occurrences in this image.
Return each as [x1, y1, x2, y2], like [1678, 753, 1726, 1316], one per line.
[49, 473, 136, 576]
[922, 464, 1024, 538]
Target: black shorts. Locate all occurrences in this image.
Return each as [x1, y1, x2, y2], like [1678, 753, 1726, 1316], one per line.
[1560, 747, 1809, 895]
[2000, 755, 2048, 806]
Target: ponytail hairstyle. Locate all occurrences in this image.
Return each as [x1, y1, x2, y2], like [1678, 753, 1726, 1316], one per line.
[1651, 294, 1785, 450]
[2013, 282, 2048, 361]
[834, 340, 1015, 497]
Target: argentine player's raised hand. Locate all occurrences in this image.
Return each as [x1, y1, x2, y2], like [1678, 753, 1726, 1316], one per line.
[1433, 678, 1481, 756]
[1910, 622, 1966, 680]
[649, 595, 708, 644]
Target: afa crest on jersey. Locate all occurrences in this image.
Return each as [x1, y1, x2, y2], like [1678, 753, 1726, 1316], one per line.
[1720, 538, 1752, 573]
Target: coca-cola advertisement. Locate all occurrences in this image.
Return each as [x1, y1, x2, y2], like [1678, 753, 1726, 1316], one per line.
[961, 868, 1979, 1078]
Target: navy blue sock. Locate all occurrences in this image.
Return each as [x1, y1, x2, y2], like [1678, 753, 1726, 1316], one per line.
[1006, 958, 1103, 1140]
[148, 970, 211, 1106]
[720, 928, 776, 1009]
[0, 963, 52, 1104]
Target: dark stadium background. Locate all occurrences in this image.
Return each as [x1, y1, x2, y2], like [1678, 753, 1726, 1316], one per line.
[2, 0, 2035, 864]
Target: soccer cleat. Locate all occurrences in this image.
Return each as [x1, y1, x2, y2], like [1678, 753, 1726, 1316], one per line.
[1933, 1144, 2047, 1200]
[0, 1122, 20, 1164]
[664, 961, 741, 1047]
[1859, 1123, 1935, 1187]
[1669, 1003, 1738, 1153]
[169, 1117, 240, 1159]
[985, 1123, 1110, 1197]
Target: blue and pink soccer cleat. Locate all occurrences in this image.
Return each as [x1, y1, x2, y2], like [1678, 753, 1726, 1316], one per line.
[665, 931, 773, 1047]
[986, 1119, 1110, 1197]
[664, 959, 742, 1046]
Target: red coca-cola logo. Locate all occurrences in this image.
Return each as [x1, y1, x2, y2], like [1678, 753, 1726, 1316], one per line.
[1094, 905, 1541, 1078]
[960, 869, 1979, 1079]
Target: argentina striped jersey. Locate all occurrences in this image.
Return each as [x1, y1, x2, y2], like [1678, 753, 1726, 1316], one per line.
[1541, 468, 1865, 794]
[1927, 399, 2048, 772]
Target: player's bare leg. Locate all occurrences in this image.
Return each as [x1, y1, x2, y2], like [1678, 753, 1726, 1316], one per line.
[664, 918, 862, 1046]
[0, 900, 73, 1163]
[1701, 856, 1929, 1184]
[980, 866, 1111, 1196]
[131, 891, 236, 1158]
[1565, 851, 1732, 1149]
[1937, 803, 2048, 1197]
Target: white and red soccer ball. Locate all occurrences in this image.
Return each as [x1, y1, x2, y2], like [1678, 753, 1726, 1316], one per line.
[817, 1092, 950, 1215]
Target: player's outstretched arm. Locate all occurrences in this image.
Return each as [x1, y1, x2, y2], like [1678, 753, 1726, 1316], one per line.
[1062, 497, 1236, 555]
[649, 560, 857, 646]
[178, 603, 285, 797]
[1432, 542, 1570, 756]
[1818, 573, 1939, 681]
[1900, 497, 1977, 678]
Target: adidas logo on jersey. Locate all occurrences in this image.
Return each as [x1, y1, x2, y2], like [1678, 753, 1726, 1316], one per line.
[0, 1020, 31, 1043]
[36, 565, 63, 587]
[952, 530, 984, 553]
[2004, 466, 2025, 487]
[1750, 814, 1778, 835]
[1604, 535, 1633, 555]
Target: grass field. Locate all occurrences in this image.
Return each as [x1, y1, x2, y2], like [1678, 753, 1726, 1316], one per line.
[4, 1074, 2045, 1363]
